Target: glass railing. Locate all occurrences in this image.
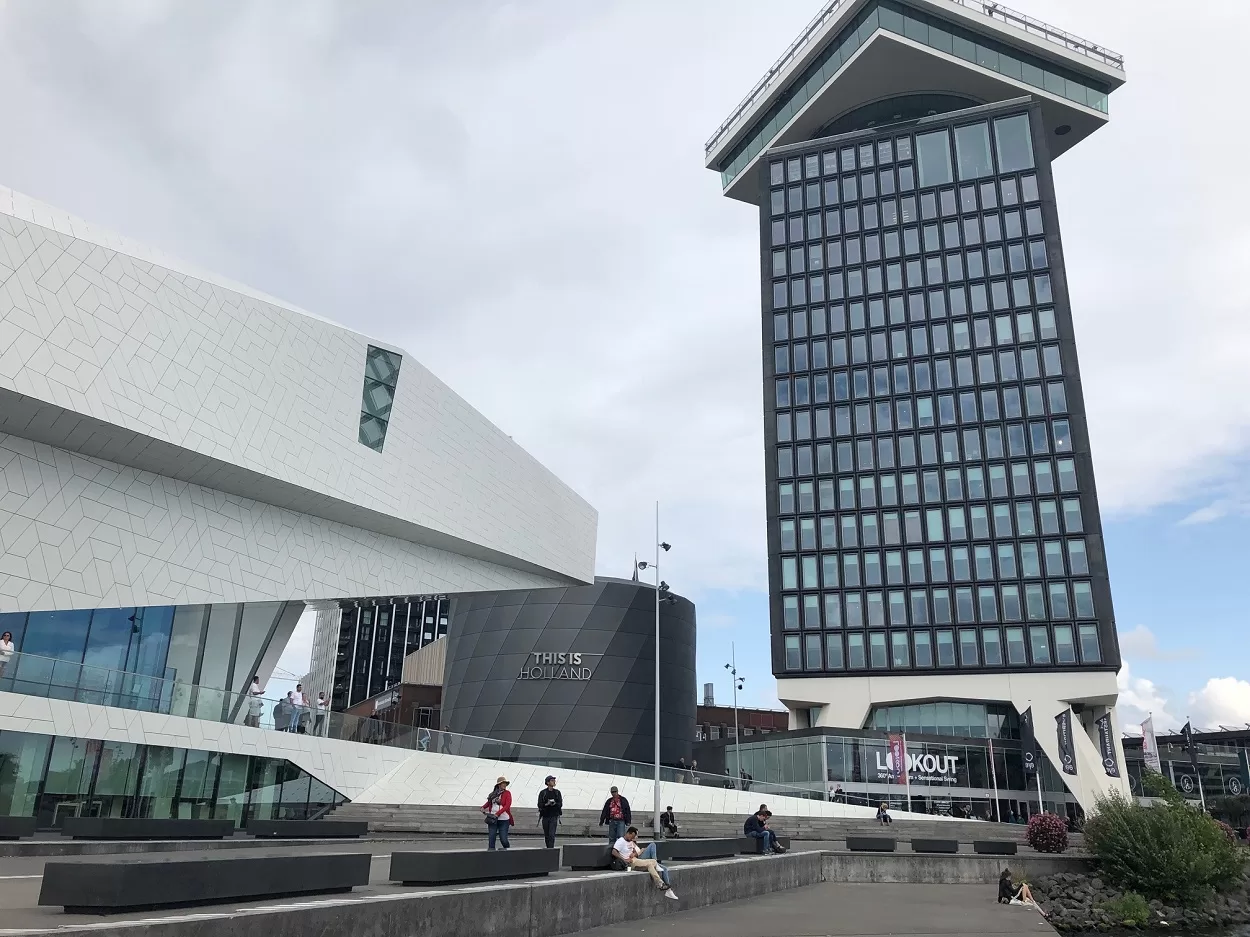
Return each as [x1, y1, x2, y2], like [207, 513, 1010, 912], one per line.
[0, 650, 835, 804]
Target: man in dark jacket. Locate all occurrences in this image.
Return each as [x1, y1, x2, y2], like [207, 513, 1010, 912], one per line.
[599, 786, 631, 844]
[537, 775, 563, 848]
[744, 809, 785, 854]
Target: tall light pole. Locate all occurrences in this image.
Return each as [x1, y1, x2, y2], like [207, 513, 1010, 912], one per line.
[725, 645, 744, 787]
[636, 500, 671, 838]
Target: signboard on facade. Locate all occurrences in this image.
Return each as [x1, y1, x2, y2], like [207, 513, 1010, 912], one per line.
[874, 750, 959, 785]
[517, 652, 596, 681]
[1096, 713, 1119, 778]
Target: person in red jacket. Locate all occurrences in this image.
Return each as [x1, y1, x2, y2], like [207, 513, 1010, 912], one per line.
[483, 776, 513, 850]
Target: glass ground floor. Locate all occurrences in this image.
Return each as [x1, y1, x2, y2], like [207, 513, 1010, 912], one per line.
[0, 729, 343, 830]
[695, 725, 1081, 822]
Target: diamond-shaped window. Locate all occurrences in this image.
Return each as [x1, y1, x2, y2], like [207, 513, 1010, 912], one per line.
[359, 413, 387, 451]
[358, 345, 402, 452]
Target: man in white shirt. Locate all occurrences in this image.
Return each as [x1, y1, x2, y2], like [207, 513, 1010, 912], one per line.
[289, 684, 306, 733]
[245, 676, 265, 728]
[612, 827, 677, 900]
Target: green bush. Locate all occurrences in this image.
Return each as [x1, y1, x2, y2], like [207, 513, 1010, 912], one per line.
[1102, 891, 1151, 928]
[1139, 768, 1185, 806]
[1084, 793, 1246, 905]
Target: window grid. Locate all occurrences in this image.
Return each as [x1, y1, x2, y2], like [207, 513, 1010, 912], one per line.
[769, 111, 1108, 675]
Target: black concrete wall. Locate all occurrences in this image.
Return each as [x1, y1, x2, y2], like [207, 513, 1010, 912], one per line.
[442, 578, 696, 765]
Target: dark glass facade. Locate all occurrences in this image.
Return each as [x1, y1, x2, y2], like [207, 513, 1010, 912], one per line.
[0, 601, 299, 708]
[443, 578, 697, 765]
[0, 728, 343, 830]
[761, 100, 1119, 680]
[331, 596, 448, 710]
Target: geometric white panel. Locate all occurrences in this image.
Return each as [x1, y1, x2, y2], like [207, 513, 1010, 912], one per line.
[0, 184, 598, 610]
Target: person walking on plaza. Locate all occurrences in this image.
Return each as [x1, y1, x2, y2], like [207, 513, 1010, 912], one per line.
[660, 806, 679, 839]
[599, 785, 632, 844]
[313, 692, 329, 736]
[537, 775, 563, 849]
[482, 776, 513, 850]
[613, 826, 678, 900]
[244, 675, 264, 728]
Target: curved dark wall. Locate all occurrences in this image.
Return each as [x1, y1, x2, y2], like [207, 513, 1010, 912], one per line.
[443, 577, 696, 765]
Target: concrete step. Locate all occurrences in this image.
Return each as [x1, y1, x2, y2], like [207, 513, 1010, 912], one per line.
[330, 803, 1080, 846]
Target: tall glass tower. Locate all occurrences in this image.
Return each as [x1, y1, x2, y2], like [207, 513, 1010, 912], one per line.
[707, 0, 1128, 812]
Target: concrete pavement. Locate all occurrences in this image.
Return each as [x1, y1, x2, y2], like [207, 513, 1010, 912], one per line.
[565, 882, 1057, 937]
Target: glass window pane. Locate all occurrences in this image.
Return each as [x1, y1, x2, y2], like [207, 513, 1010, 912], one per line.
[954, 122, 993, 180]
[1079, 624, 1101, 663]
[916, 130, 953, 188]
[993, 113, 1035, 172]
[1029, 625, 1051, 664]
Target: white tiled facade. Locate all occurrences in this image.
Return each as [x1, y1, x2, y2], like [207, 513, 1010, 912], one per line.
[0, 184, 598, 612]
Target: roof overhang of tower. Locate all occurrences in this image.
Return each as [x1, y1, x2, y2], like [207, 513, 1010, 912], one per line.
[708, 0, 1125, 205]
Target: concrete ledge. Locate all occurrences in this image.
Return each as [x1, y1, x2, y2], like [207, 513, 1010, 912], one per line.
[61, 818, 234, 840]
[821, 850, 1092, 884]
[22, 852, 823, 937]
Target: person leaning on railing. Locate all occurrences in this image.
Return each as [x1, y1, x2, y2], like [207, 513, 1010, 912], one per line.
[0, 633, 13, 680]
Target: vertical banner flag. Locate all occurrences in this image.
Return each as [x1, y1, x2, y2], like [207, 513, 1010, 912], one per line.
[1141, 716, 1162, 772]
[1020, 707, 1038, 776]
[1096, 713, 1120, 778]
[1055, 709, 1078, 776]
[887, 733, 908, 785]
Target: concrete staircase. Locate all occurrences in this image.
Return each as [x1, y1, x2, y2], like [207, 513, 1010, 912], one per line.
[332, 802, 1082, 847]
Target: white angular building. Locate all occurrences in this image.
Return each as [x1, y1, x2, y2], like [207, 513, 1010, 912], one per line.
[0, 185, 598, 827]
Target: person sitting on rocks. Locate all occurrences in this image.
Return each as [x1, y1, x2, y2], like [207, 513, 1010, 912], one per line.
[999, 869, 1043, 913]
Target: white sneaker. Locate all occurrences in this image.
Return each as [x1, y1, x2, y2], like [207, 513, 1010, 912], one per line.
[665, 888, 679, 900]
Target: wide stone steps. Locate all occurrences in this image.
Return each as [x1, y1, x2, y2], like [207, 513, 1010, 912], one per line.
[332, 802, 1082, 846]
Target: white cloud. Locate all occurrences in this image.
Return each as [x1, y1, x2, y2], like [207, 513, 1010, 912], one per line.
[1118, 625, 1196, 662]
[1188, 677, 1250, 731]
[1116, 662, 1178, 731]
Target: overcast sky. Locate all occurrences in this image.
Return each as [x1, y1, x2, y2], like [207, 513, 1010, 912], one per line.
[2, 0, 1247, 730]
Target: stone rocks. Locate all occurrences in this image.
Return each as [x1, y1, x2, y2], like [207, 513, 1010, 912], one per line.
[1032, 869, 1250, 933]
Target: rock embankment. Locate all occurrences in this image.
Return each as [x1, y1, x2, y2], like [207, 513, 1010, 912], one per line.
[1033, 871, 1250, 932]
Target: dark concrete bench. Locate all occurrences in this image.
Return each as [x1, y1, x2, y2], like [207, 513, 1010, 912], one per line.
[974, 840, 1018, 855]
[247, 819, 367, 838]
[846, 836, 896, 852]
[736, 835, 792, 854]
[391, 848, 560, 885]
[563, 843, 613, 870]
[60, 818, 235, 840]
[910, 838, 959, 854]
[39, 852, 371, 913]
[656, 838, 740, 861]
[0, 817, 36, 840]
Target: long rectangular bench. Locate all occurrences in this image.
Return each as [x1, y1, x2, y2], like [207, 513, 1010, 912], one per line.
[736, 835, 792, 854]
[391, 848, 560, 885]
[974, 840, 1018, 855]
[655, 838, 740, 861]
[846, 836, 896, 852]
[60, 818, 235, 840]
[563, 843, 613, 870]
[39, 852, 371, 913]
[910, 838, 959, 854]
[0, 817, 36, 840]
[247, 819, 368, 839]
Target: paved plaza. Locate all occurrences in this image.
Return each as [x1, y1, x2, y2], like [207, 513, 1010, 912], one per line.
[570, 882, 1056, 937]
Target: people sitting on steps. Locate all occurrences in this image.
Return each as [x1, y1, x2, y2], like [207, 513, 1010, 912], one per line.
[876, 801, 893, 825]
[612, 826, 679, 901]
[660, 806, 679, 839]
[744, 808, 786, 854]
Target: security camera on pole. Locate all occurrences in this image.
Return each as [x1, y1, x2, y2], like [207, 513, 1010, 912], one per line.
[724, 647, 744, 786]
[636, 501, 674, 838]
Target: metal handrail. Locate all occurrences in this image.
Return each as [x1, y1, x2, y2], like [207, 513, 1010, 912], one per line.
[704, 0, 1124, 157]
